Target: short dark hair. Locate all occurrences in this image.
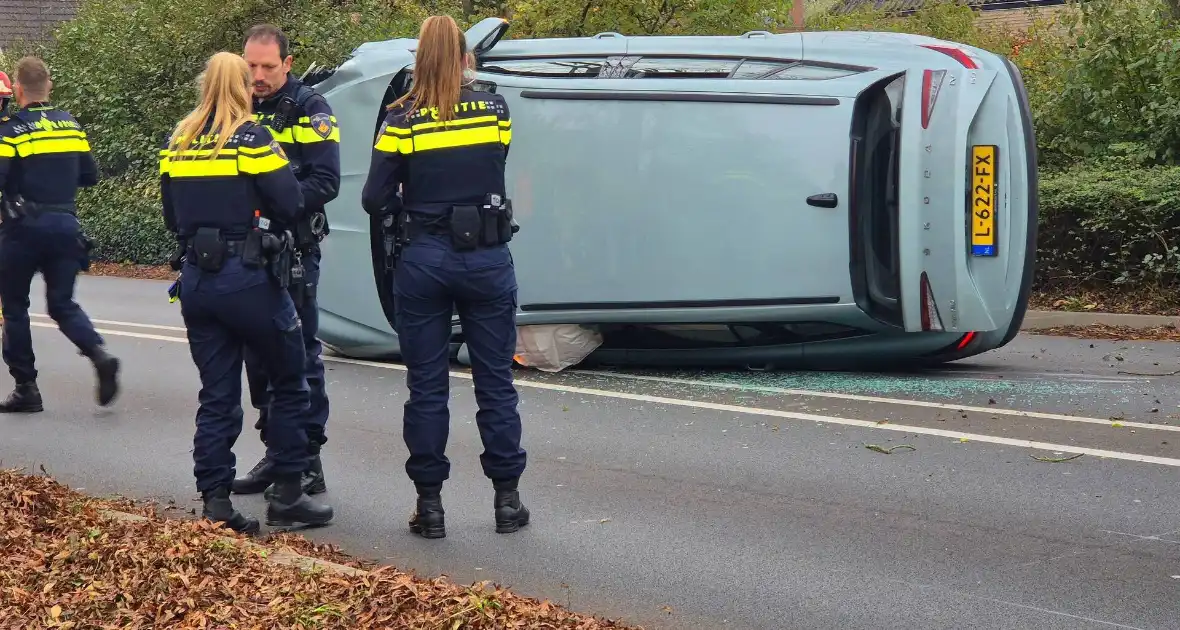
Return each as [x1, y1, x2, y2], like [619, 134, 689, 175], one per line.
[15, 56, 50, 99]
[245, 24, 289, 59]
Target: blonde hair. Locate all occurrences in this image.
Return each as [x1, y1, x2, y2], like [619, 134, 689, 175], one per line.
[393, 15, 466, 123]
[169, 51, 253, 159]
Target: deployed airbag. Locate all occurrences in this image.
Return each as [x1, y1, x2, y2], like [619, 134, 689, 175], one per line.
[513, 324, 602, 372]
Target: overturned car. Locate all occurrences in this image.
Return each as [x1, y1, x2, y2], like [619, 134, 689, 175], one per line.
[308, 18, 1038, 370]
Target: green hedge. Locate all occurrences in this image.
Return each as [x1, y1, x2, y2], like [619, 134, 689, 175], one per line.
[76, 175, 175, 265]
[1037, 161, 1180, 291]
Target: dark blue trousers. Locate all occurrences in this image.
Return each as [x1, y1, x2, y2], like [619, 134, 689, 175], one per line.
[394, 235, 527, 485]
[0, 216, 104, 383]
[243, 248, 328, 450]
[179, 258, 311, 494]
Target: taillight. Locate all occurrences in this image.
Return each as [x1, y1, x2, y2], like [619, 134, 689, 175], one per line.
[920, 69, 945, 129]
[920, 44, 979, 69]
[919, 271, 944, 332]
[956, 331, 976, 350]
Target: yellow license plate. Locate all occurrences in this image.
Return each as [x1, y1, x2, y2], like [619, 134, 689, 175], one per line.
[970, 145, 998, 257]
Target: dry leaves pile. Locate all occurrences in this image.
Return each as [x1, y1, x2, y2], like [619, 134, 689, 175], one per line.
[0, 468, 642, 629]
[1026, 323, 1180, 342]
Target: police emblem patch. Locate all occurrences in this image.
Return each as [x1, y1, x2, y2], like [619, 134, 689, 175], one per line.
[310, 112, 333, 140]
[269, 140, 287, 160]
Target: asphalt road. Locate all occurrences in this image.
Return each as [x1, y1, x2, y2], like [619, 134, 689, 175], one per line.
[3, 275, 1180, 630]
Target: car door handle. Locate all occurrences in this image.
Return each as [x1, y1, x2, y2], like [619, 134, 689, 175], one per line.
[806, 193, 838, 208]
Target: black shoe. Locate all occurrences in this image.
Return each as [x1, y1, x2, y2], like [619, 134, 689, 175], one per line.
[201, 486, 260, 535]
[265, 474, 334, 528]
[264, 455, 327, 500]
[231, 455, 276, 495]
[88, 346, 120, 406]
[408, 483, 445, 539]
[0, 382, 43, 413]
[493, 478, 529, 534]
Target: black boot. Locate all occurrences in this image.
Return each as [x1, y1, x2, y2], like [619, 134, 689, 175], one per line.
[201, 486, 259, 535]
[493, 477, 529, 534]
[264, 454, 327, 499]
[86, 346, 120, 406]
[231, 454, 276, 494]
[0, 381, 43, 413]
[265, 473, 334, 528]
[408, 483, 445, 539]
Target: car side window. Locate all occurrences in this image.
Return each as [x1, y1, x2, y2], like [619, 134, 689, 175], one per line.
[479, 58, 607, 78]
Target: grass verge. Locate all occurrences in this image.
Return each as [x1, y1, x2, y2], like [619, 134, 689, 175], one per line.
[0, 467, 641, 629]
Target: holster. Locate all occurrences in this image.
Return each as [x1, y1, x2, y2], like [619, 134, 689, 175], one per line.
[260, 230, 293, 289]
[168, 241, 186, 271]
[77, 233, 95, 272]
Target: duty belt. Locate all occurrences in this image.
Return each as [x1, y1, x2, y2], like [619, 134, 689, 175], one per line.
[19, 200, 77, 218]
[184, 237, 247, 260]
[401, 212, 451, 240]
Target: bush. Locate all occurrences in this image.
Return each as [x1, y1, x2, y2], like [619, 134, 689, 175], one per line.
[1037, 158, 1180, 291]
[76, 174, 176, 266]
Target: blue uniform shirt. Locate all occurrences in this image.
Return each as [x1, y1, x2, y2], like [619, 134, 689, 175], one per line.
[361, 88, 512, 218]
[159, 118, 304, 241]
[252, 75, 340, 222]
[0, 102, 98, 209]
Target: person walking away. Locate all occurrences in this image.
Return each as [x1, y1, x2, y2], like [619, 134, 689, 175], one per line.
[233, 24, 340, 499]
[0, 71, 11, 326]
[160, 51, 333, 534]
[0, 56, 119, 412]
[360, 15, 528, 539]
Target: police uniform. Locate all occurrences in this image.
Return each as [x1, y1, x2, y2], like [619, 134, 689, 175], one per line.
[233, 72, 340, 499]
[159, 117, 333, 533]
[0, 102, 120, 412]
[360, 88, 529, 538]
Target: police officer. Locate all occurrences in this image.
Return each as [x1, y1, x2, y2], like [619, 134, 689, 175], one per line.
[0, 56, 119, 412]
[232, 24, 340, 499]
[160, 51, 333, 534]
[360, 15, 528, 539]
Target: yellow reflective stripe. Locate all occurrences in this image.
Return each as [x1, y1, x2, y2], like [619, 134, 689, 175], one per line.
[412, 125, 501, 152]
[291, 124, 340, 143]
[16, 137, 90, 157]
[238, 151, 288, 174]
[237, 145, 272, 156]
[265, 127, 294, 143]
[411, 115, 497, 132]
[374, 126, 412, 154]
[6, 129, 86, 144]
[166, 157, 239, 178]
[500, 129, 512, 144]
[297, 115, 337, 124]
[0, 143, 14, 159]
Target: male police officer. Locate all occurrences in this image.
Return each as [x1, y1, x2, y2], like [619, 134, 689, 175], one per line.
[233, 24, 340, 498]
[0, 57, 120, 412]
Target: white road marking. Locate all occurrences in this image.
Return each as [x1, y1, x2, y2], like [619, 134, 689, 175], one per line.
[562, 369, 1180, 433]
[26, 320, 1180, 469]
[33, 314, 1176, 433]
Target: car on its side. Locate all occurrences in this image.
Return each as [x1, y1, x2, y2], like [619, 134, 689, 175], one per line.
[304, 18, 1038, 370]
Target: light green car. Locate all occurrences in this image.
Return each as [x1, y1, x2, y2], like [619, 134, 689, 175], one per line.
[306, 18, 1038, 370]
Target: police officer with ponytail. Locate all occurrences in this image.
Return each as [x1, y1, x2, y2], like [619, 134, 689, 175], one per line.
[361, 15, 528, 540]
[160, 51, 333, 534]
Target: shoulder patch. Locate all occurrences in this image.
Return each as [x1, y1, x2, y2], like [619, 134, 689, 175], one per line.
[269, 140, 287, 160]
[309, 112, 334, 140]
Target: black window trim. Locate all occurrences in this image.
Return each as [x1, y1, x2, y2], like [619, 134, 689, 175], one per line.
[477, 53, 876, 79]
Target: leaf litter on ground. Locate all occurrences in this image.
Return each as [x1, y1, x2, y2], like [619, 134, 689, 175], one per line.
[0, 467, 643, 629]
